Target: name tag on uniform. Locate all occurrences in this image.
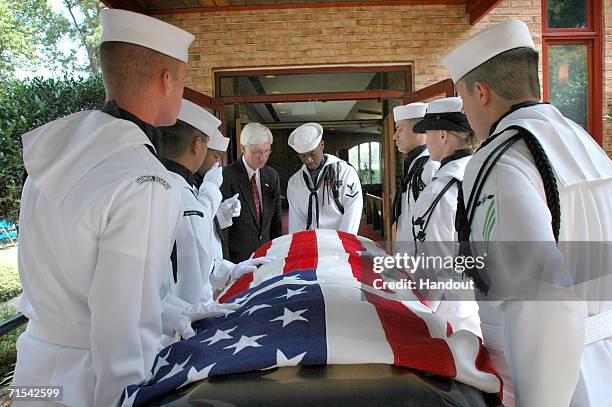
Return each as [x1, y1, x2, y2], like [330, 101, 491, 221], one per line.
[183, 210, 204, 217]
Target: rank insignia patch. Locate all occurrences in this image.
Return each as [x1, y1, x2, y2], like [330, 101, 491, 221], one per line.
[135, 175, 171, 190]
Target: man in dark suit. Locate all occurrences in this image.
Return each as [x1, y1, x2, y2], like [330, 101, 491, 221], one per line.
[220, 123, 282, 263]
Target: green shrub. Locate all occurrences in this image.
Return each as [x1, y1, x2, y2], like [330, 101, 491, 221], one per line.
[0, 265, 20, 303]
[0, 75, 106, 225]
[0, 303, 25, 389]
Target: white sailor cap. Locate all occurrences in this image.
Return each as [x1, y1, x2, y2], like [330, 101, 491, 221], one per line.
[288, 123, 324, 154]
[100, 9, 195, 62]
[393, 102, 428, 123]
[442, 20, 535, 83]
[208, 133, 230, 152]
[178, 99, 223, 140]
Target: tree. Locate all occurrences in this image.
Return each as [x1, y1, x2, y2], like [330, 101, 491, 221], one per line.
[0, 0, 104, 78]
[63, 0, 104, 74]
[0, 0, 71, 77]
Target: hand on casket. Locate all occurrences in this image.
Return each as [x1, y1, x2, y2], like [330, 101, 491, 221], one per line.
[176, 301, 241, 339]
[231, 256, 275, 280]
[355, 239, 388, 259]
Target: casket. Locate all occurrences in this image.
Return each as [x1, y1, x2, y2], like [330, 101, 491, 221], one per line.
[123, 230, 502, 407]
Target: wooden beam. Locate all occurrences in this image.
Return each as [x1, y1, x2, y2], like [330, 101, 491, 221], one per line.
[100, 0, 146, 12]
[466, 0, 503, 25]
[183, 87, 223, 110]
[148, 0, 465, 15]
[402, 78, 454, 104]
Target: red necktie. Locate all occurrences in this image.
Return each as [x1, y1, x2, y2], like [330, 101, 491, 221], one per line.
[250, 174, 261, 220]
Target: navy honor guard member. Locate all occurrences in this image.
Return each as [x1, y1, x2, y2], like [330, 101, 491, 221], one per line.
[159, 100, 273, 340]
[195, 124, 237, 262]
[220, 123, 283, 263]
[390, 102, 440, 246]
[13, 9, 194, 407]
[287, 123, 363, 234]
[444, 20, 612, 406]
[410, 97, 481, 337]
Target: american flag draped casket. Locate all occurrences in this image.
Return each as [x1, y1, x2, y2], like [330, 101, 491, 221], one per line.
[122, 230, 502, 406]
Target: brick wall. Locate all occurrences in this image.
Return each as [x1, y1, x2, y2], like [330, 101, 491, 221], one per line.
[159, 0, 610, 156]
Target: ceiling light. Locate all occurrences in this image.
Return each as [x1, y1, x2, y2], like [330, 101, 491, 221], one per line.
[265, 75, 275, 79]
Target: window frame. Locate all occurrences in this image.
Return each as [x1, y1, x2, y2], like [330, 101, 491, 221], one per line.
[541, 0, 603, 143]
[349, 141, 382, 184]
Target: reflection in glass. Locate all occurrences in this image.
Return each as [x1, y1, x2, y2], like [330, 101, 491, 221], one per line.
[547, 0, 587, 28]
[548, 44, 588, 130]
[239, 100, 383, 123]
[219, 70, 408, 97]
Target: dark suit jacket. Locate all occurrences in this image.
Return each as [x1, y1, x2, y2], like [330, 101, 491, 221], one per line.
[220, 157, 282, 263]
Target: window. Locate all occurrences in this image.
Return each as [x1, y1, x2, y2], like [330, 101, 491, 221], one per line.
[542, 0, 602, 143]
[349, 142, 381, 185]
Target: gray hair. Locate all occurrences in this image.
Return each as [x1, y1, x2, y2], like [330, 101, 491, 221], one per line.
[240, 122, 273, 146]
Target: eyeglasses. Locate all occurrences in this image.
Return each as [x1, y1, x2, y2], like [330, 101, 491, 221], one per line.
[246, 148, 272, 157]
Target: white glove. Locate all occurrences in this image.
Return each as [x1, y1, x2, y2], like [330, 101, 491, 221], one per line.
[231, 256, 275, 280]
[203, 162, 223, 188]
[175, 301, 241, 339]
[356, 239, 388, 258]
[217, 193, 241, 228]
[183, 301, 240, 320]
[174, 315, 197, 340]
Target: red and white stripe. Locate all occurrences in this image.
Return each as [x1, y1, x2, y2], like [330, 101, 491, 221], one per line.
[218, 229, 502, 396]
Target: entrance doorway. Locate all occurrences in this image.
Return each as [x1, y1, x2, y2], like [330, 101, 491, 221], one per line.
[185, 65, 454, 241]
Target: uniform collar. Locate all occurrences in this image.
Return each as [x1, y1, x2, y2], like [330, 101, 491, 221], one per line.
[440, 148, 472, 168]
[403, 145, 427, 174]
[488, 100, 544, 137]
[161, 158, 195, 187]
[435, 153, 471, 180]
[101, 100, 161, 155]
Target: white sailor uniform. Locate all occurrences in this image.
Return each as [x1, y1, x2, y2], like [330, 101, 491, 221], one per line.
[461, 103, 612, 407]
[411, 154, 481, 336]
[287, 154, 363, 234]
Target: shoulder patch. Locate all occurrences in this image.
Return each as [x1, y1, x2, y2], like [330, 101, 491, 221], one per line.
[183, 210, 204, 217]
[135, 175, 171, 190]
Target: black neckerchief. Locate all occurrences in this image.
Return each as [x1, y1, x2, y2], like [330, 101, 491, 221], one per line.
[101, 100, 161, 157]
[401, 145, 427, 189]
[308, 156, 328, 183]
[302, 161, 331, 230]
[480, 101, 546, 151]
[161, 158, 196, 188]
[390, 145, 427, 226]
[439, 149, 473, 169]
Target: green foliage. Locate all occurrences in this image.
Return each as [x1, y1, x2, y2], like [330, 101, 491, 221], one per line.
[0, 303, 25, 389]
[0, 75, 106, 224]
[0, 264, 20, 303]
[547, 44, 588, 130]
[62, 0, 104, 74]
[0, 0, 70, 76]
[0, 0, 103, 78]
[546, 0, 587, 28]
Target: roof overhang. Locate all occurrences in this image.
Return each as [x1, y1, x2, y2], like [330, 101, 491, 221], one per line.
[100, 0, 500, 25]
